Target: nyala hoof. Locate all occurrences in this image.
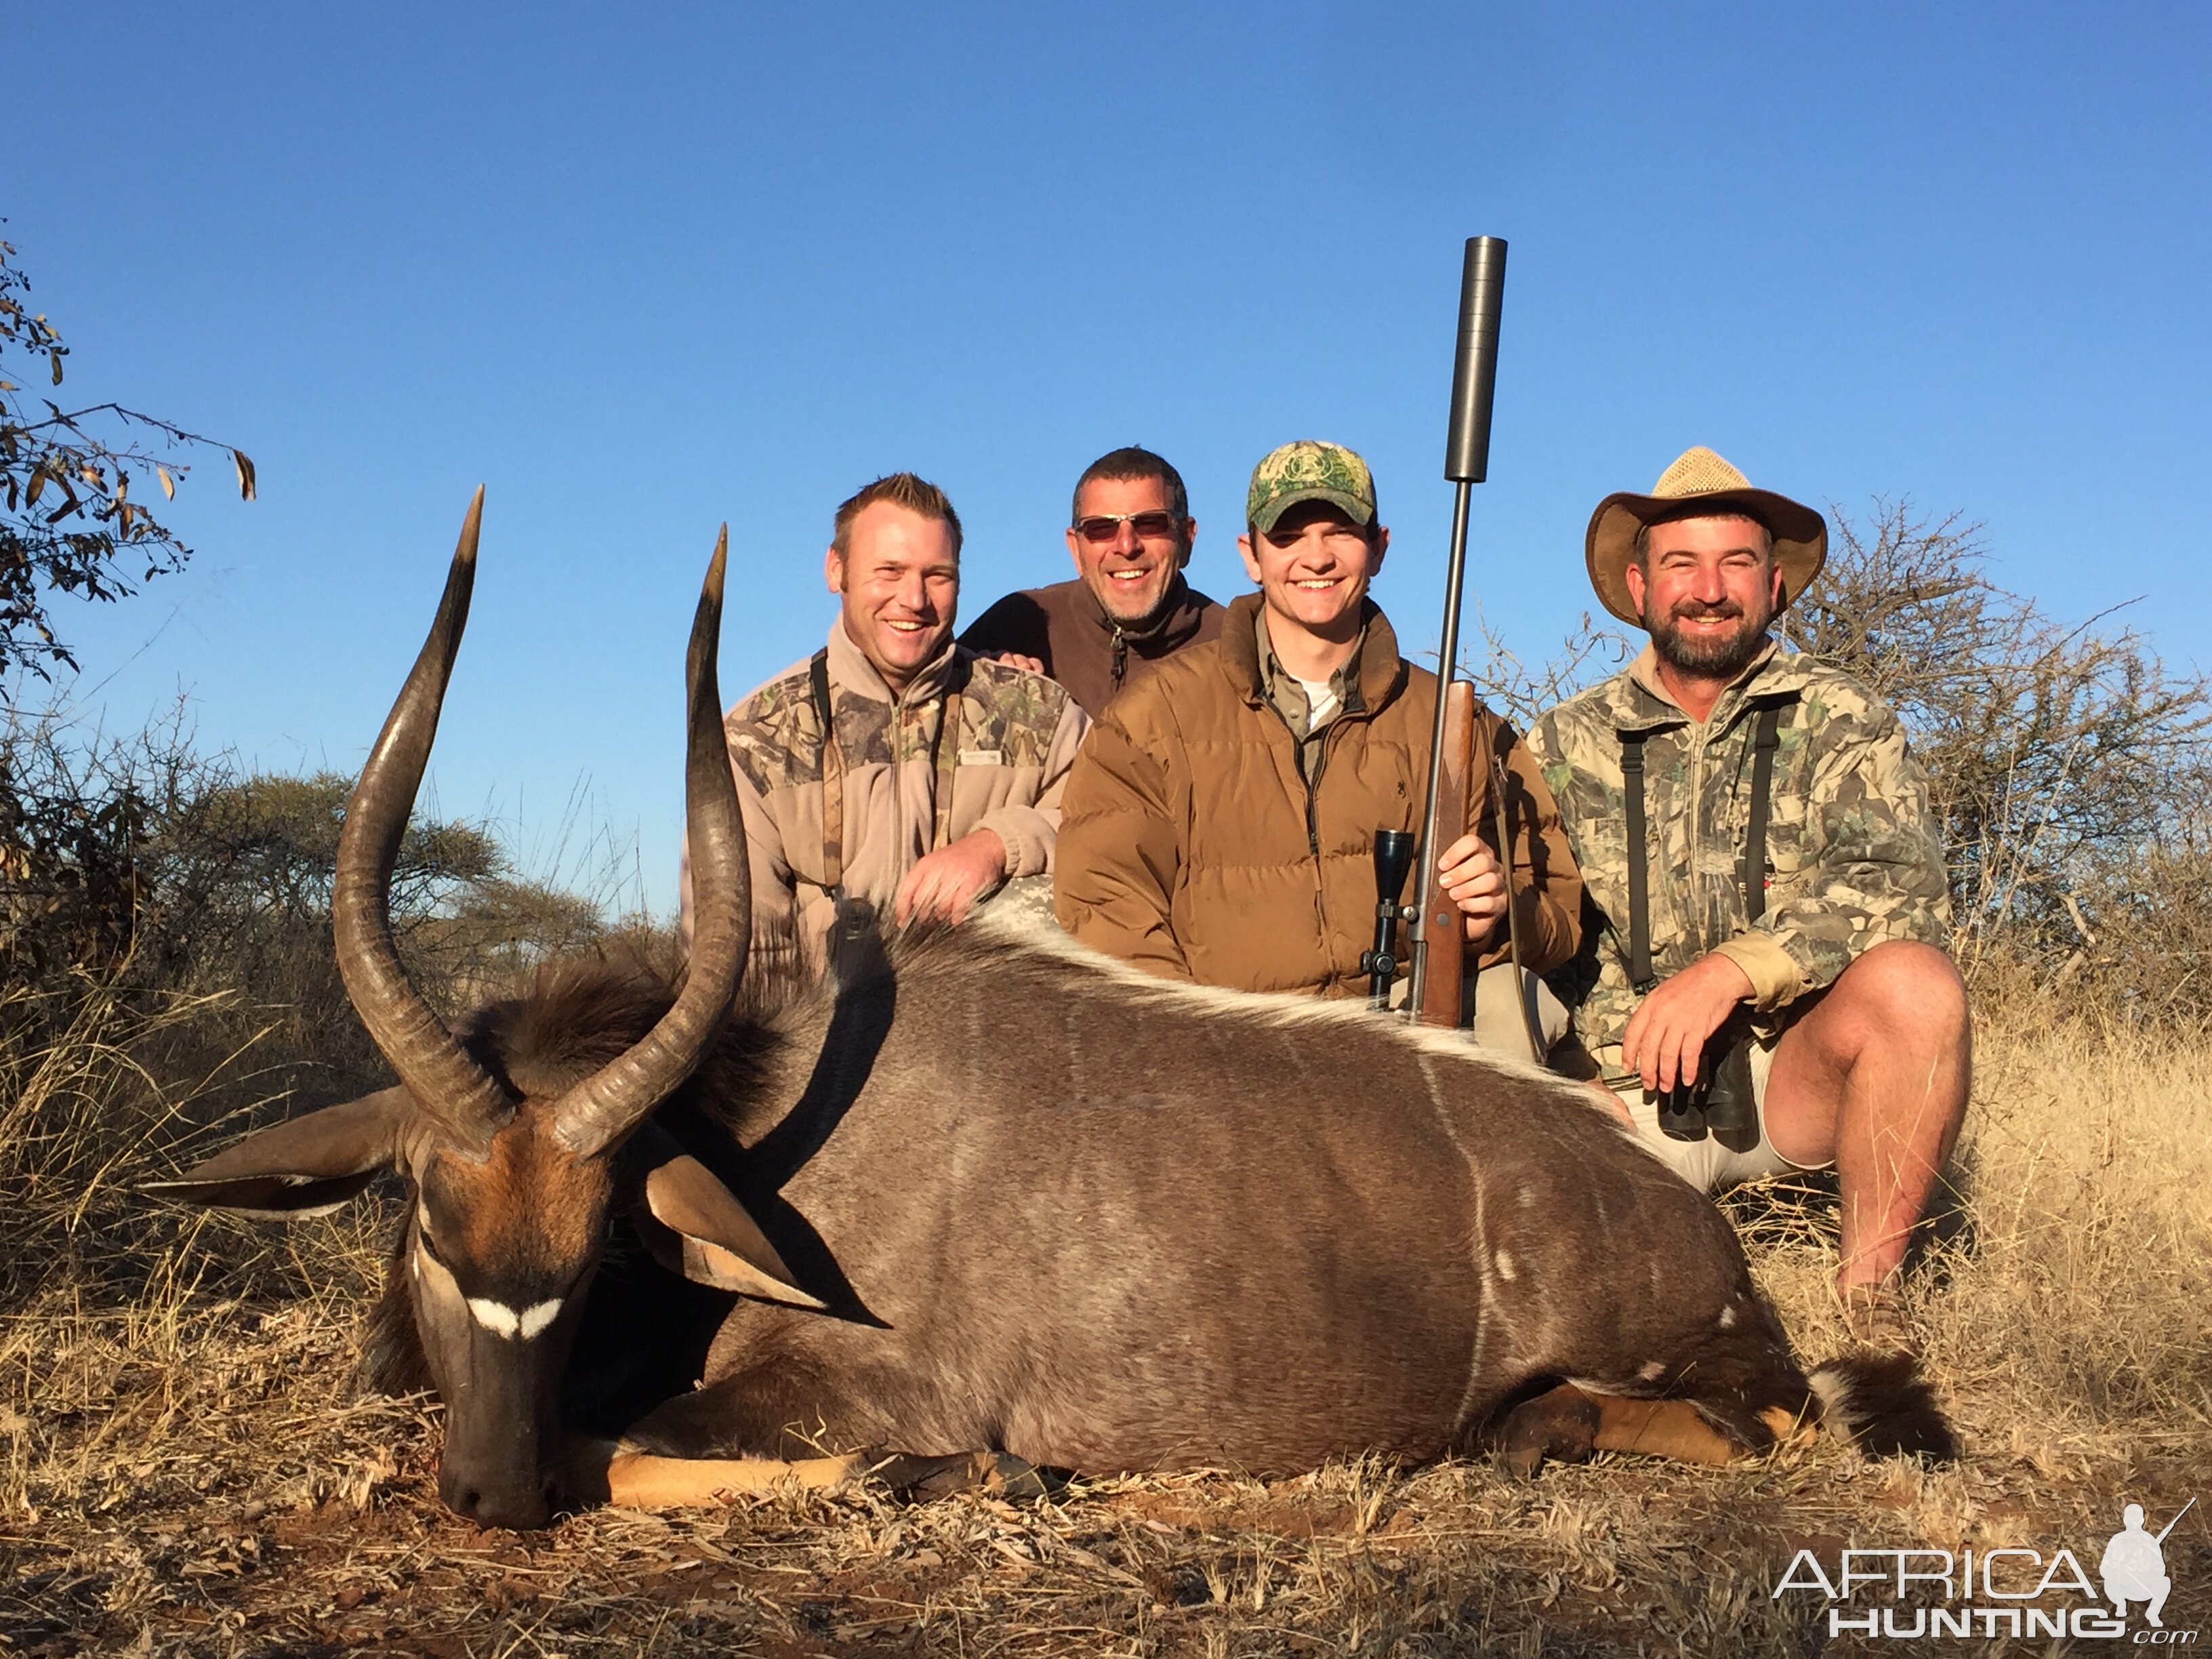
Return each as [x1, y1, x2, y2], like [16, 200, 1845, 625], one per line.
[869, 1450, 1061, 1502]
[1490, 1383, 1601, 1478]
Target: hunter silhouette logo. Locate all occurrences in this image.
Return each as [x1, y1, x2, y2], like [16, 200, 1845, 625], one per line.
[2103, 1500, 2191, 1630]
[1771, 1494, 2197, 1641]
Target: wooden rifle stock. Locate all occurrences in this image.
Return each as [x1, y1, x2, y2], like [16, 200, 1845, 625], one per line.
[1415, 680, 1475, 1027]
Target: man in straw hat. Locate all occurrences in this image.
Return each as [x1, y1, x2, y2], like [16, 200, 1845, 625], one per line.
[1054, 440, 1583, 1038]
[1528, 447, 1968, 1347]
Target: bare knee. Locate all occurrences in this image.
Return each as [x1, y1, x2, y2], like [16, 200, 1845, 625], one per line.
[1831, 941, 1967, 1044]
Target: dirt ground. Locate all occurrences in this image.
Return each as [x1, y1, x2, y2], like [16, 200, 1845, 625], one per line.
[4, 1017, 2207, 1657]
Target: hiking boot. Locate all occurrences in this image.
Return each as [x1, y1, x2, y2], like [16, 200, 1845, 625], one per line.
[1841, 1283, 1919, 1355]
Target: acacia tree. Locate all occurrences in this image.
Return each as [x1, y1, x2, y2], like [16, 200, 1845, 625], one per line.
[1783, 504, 2212, 972]
[0, 232, 253, 677]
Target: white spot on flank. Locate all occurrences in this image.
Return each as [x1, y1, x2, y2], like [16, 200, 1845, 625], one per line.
[1494, 1250, 1517, 1282]
[466, 1296, 564, 1340]
[1637, 1360, 1666, 1382]
[1718, 1303, 1738, 1330]
[1517, 1185, 1536, 1209]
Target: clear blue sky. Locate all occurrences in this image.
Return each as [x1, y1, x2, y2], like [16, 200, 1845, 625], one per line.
[12, 2, 2208, 913]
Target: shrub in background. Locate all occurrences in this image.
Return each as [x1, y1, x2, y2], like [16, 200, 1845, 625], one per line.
[0, 699, 640, 1305]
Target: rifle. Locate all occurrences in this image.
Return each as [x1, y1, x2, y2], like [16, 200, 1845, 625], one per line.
[1406, 237, 1507, 1030]
[1411, 681, 1475, 1025]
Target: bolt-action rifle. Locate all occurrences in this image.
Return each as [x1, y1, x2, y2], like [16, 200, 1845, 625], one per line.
[1404, 237, 1508, 1033]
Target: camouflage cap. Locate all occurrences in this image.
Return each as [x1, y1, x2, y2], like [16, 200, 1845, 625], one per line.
[1246, 441, 1378, 533]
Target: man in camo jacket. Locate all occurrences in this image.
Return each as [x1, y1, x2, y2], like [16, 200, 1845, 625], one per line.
[1528, 447, 1967, 1345]
[680, 472, 1088, 979]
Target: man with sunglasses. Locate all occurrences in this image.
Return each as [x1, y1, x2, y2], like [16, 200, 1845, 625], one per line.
[1054, 441, 1582, 1037]
[960, 446, 1223, 718]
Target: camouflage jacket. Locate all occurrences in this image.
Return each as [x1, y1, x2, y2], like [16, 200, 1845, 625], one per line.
[680, 619, 1089, 977]
[1527, 642, 1950, 1062]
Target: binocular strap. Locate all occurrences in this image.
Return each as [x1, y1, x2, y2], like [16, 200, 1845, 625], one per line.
[811, 646, 969, 905]
[1618, 697, 1789, 997]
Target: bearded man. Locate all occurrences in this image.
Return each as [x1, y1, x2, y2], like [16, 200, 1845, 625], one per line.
[1528, 448, 1967, 1348]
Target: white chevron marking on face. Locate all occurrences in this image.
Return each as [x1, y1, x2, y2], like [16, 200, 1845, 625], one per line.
[464, 1296, 565, 1340]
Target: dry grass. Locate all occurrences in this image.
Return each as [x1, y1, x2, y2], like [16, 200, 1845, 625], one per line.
[1, 1010, 2206, 1657]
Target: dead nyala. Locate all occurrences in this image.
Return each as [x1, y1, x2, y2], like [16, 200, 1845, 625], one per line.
[148, 493, 1954, 1532]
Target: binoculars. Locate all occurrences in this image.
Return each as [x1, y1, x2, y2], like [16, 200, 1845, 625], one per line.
[1653, 1017, 1761, 1152]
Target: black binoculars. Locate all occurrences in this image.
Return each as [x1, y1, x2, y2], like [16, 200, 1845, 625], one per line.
[1652, 1015, 1761, 1152]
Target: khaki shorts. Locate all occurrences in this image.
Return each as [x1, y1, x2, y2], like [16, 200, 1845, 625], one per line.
[1595, 1032, 1833, 1193]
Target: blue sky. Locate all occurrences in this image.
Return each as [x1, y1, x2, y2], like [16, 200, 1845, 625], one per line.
[11, 3, 2208, 912]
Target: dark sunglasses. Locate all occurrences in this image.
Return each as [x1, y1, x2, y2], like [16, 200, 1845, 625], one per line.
[1072, 511, 1185, 544]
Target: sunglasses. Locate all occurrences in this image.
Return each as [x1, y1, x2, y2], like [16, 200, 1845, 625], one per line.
[1072, 511, 1185, 545]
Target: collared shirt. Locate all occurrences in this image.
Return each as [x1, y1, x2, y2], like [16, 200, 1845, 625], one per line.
[1254, 605, 1367, 780]
[1057, 592, 1586, 996]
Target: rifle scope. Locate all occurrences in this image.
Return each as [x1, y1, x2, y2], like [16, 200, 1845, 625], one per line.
[1360, 828, 1418, 1010]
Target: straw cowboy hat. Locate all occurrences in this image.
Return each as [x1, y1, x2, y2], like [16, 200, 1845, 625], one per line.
[1584, 447, 1827, 627]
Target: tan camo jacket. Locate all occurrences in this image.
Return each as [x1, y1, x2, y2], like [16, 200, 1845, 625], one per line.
[681, 619, 1089, 976]
[1054, 594, 1582, 998]
[1527, 641, 1951, 1059]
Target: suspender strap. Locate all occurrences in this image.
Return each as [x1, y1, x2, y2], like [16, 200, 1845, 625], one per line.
[809, 650, 844, 897]
[813, 647, 972, 902]
[1741, 701, 1783, 923]
[1620, 729, 1656, 994]
[1619, 697, 1790, 992]
[929, 654, 970, 857]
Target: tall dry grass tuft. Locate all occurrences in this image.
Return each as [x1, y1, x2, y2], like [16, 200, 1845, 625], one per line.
[0, 952, 398, 1319]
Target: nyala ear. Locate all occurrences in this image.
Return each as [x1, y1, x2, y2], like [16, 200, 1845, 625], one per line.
[140, 1086, 411, 1218]
[637, 1153, 826, 1311]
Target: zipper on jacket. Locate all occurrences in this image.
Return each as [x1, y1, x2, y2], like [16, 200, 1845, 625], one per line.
[1304, 715, 1357, 945]
[1258, 698, 1332, 940]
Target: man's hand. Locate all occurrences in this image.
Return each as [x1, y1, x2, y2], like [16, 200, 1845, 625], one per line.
[893, 827, 1009, 925]
[1620, 952, 1755, 1093]
[1436, 833, 1508, 945]
[988, 651, 1045, 674]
